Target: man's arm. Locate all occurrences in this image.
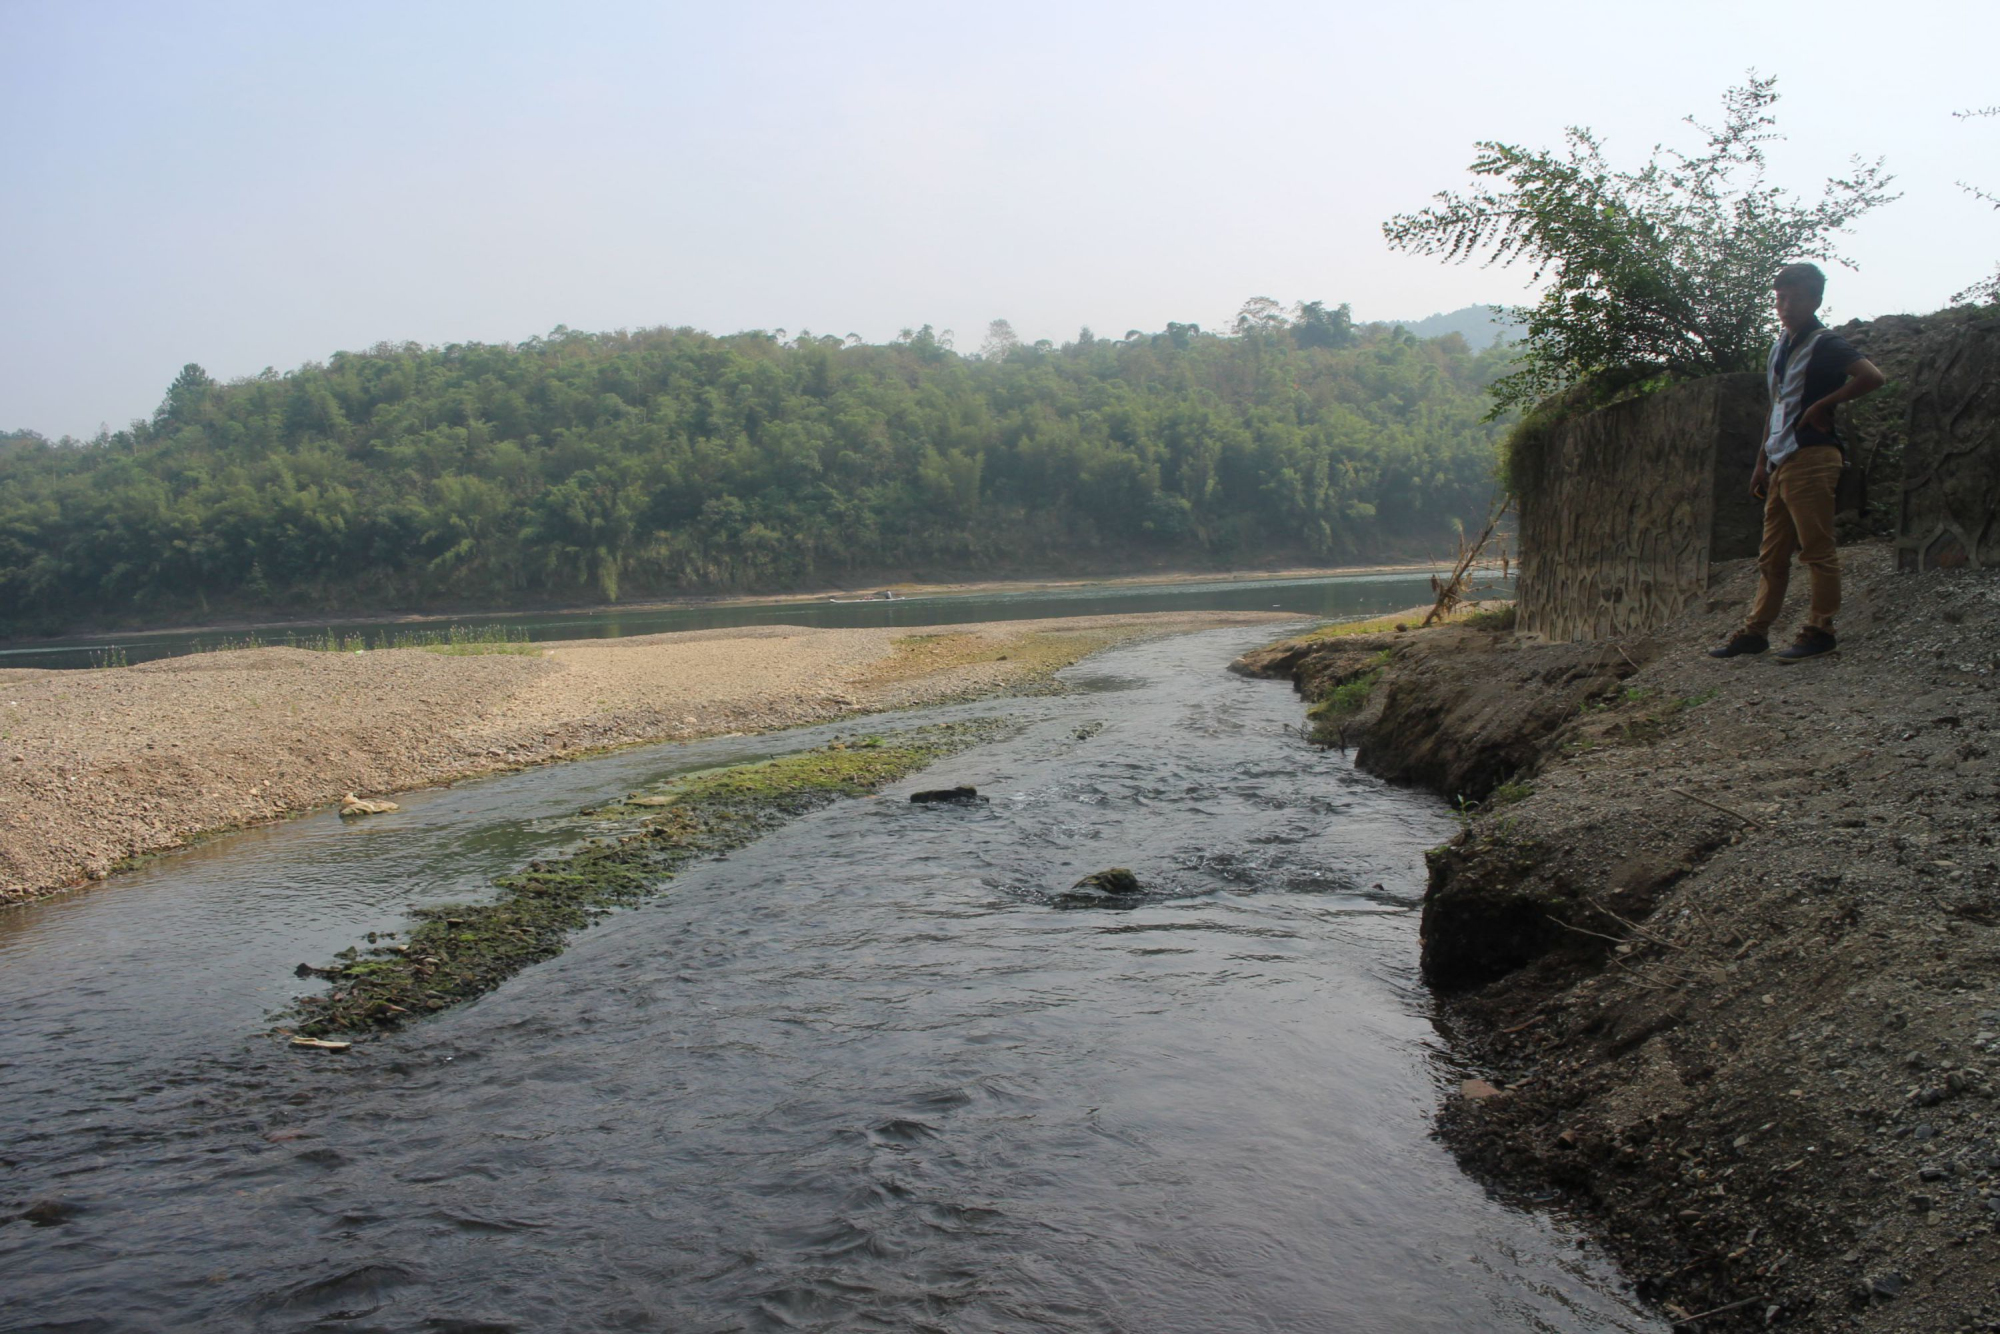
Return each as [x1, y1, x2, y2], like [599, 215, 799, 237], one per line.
[1800, 356, 1886, 434]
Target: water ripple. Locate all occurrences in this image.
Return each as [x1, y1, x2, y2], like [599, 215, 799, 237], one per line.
[0, 627, 1661, 1333]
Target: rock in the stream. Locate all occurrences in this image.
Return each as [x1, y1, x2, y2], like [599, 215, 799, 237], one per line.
[17, 1199, 79, 1227]
[339, 792, 399, 817]
[910, 785, 986, 805]
[1072, 868, 1142, 896]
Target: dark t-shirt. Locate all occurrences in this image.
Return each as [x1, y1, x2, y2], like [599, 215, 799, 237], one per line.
[1775, 322, 1863, 449]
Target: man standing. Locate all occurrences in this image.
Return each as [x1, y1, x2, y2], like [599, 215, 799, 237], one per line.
[1710, 263, 1886, 662]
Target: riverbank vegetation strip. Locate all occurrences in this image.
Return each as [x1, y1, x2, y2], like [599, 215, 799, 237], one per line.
[286, 721, 1009, 1038]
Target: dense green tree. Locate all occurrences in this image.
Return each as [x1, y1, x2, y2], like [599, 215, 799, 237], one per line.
[1291, 301, 1357, 349]
[0, 306, 1513, 633]
[1383, 76, 1898, 413]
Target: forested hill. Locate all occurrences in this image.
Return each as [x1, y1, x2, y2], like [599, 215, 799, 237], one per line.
[0, 308, 1513, 633]
[1384, 305, 1524, 346]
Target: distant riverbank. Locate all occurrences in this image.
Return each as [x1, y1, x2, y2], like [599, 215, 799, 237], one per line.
[0, 610, 1290, 906]
[2, 563, 1503, 671]
[15, 562, 1428, 645]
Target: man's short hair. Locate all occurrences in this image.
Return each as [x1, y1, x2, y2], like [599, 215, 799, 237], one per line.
[1774, 262, 1826, 303]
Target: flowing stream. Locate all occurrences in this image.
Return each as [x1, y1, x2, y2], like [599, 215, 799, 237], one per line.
[0, 627, 1660, 1333]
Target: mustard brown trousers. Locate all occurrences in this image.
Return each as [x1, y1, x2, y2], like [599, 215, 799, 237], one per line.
[1746, 444, 1842, 635]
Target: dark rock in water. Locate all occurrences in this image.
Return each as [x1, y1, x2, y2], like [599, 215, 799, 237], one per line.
[1072, 868, 1142, 895]
[910, 786, 985, 805]
[18, 1199, 78, 1227]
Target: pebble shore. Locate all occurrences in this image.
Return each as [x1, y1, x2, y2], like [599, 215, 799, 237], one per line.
[1, 611, 1287, 905]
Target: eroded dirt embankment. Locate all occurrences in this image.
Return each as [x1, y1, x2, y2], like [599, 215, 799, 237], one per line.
[1237, 545, 2000, 1334]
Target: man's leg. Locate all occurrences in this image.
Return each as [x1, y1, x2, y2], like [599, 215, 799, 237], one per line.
[1744, 476, 1800, 636]
[1783, 446, 1843, 632]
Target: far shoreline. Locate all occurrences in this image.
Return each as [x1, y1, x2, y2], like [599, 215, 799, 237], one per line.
[0, 558, 1485, 650]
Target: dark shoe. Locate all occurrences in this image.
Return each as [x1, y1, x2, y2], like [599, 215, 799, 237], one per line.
[1707, 631, 1769, 658]
[1774, 628, 1837, 663]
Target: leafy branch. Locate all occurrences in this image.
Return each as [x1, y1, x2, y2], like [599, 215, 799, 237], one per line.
[1384, 75, 1898, 415]
[1952, 105, 1999, 306]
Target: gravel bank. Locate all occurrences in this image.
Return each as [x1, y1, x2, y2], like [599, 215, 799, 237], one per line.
[1, 611, 1286, 905]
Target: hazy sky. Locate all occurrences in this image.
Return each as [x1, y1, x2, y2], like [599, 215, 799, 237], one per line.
[4, 0, 1994, 438]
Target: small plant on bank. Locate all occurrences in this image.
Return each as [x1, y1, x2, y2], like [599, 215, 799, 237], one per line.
[383, 624, 535, 654]
[1305, 666, 1386, 746]
[1460, 603, 1517, 632]
[1296, 613, 1409, 643]
[185, 623, 537, 658]
[193, 632, 266, 654]
[290, 629, 368, 653]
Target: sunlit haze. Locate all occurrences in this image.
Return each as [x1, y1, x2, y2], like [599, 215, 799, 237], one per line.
[4, 0, 1993, 438]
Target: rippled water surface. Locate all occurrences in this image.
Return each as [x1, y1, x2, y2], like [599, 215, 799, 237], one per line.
[0, 629, 1660, 1333]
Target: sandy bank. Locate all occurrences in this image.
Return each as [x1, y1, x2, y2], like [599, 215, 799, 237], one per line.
[1239, 545, 2000, 1331]
[1, 610, 1287, 905]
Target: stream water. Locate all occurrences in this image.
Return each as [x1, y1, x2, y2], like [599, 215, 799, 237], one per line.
[0, 627, 1660, 1333]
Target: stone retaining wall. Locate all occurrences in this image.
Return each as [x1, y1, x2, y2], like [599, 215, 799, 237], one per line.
[1897, 315, 2000, 571]
[1516, 373, 1765, 642]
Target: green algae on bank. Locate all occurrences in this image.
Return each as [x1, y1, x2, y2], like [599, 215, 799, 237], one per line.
[284, 719, 1011, 1038]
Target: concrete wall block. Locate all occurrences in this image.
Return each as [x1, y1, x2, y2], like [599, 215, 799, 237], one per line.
[1897, 317, 2000, 572]
[1518, 373, 1765, 642]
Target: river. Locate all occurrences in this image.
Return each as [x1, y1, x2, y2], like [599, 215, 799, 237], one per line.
[0, 626, 1658, 1332]
[0, 569, 1474, 670]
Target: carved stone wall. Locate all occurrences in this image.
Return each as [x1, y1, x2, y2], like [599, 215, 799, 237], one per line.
[1517, 374, 1766, 642]
[1897, 316, 2000, 571]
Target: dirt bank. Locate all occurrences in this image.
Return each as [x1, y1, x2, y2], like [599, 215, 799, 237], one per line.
[1, 611, 1286, 906]
[1238, 544, 2000, 1332]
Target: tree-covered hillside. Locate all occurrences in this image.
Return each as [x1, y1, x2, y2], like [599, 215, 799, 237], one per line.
[1385, 305, 1524, 346]
[0, 307, 1512, 633]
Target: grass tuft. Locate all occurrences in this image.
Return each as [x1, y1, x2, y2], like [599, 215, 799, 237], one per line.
[191, 623, 536, 657]
[1305, 663, 1387, 745]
